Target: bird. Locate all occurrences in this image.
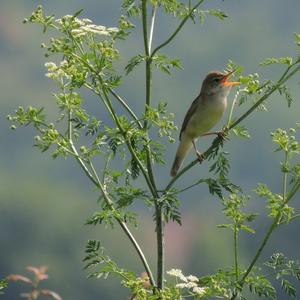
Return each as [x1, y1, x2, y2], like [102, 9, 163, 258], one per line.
[170, 70, 240, 177]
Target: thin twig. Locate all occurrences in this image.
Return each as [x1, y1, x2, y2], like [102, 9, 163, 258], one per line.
[109, 88, 143, 129]
[149, 4, 158, 53]
[164, 62, 300, 192]
[234, 224, 239, 281]
[227, 89, 240, 127]
[142, 0, 150, 57]
[88, 160, 156, 287]
[141, 1, 164, 291]
[151, 0, 205, 57]
[230, 152, 300, 299]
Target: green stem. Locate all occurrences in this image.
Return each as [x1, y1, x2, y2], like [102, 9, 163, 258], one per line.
[62, 84, 156, 287]
[281, 212, 300, 224]
[142, 0, 150, 56]
[68, 109, 72, 140]
[237, 216, 280, 290]
[227, 89, 240, 127]
[103, 87, 158, 197]
[151, 0, 205, 58]
[176, 180, 206, 194]
[88, 160, 156, 287]
[234, 224, 239, 281]
[68, 53, 141, 128]
[108, 88, 143, 129]
[287, 177, 300, 202]
[149, 4, 158, 53]
[164, 62, 300, 192]
[156, 203, 165, 289]
[164, 138, 218, 192]
[283, 152, 288, 202]
[64, 116, 155, 285]
[230, 150, 297, 299]
[142, 1, 163, 291]
[229, 63, 300, 130]
[84, 82, 157, 197]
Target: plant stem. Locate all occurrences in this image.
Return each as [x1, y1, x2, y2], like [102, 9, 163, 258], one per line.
[229, 63, 300, 130]
[286, 177, 300, 202]
[239, 217, 279, 286]
[230, 149, 298, 299]
[108, 88, 143, 129]
[88, 160, 156, 287]
[164, 62, 300, 192]
[149, 4, 158, 53]
[176, 180, 206, 194]
[151, 0, 205, 58]
[104, 87, 158, 197]
[283, 152, 288, 202]
[156, 203, 165, 289]
[64, 91, 156, 287]
[234, 224, 239, 281]
[142, 0, 150, 57]
[227, 89, 240, 127]
[281, 212, 300, 224]
[142, 1, 164, 290]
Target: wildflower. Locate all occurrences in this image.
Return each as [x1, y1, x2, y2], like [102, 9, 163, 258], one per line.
[167, 269, 187, 282]
[176, 282, 197, 289]
[44, 62, 57, 71]
[186, 275, 199, 282]
[192, 286, 207, 296]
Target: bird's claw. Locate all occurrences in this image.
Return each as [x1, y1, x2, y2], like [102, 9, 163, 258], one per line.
[217, 130, 228, 141]
[196, 151, 205, 163]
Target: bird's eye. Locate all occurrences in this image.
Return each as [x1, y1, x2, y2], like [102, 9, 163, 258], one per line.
[213, 77, 221, 83]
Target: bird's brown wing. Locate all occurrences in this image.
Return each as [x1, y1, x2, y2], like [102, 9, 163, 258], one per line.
[179, 95, 200, 140]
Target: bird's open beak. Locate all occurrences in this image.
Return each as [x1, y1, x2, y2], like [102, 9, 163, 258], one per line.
[221, 69, 241, 86]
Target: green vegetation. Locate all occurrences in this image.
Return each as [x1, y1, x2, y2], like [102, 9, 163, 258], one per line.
[5, 1, 300, 299]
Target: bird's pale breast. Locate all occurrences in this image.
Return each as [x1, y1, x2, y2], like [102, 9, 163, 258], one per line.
[185, 95, 227, 138]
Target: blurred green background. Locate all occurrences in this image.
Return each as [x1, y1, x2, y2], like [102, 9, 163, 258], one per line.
[1, 1, 300, 299]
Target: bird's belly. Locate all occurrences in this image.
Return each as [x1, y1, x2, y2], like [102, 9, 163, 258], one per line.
[186, 104, 225, 138]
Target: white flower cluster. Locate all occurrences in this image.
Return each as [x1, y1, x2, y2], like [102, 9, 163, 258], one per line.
[167, 269, 207, 297]
[57, 15, 92, 27]
[55, 15, 119, 38]
[44, 61, 70, 80]
[71, 24, 118, 38]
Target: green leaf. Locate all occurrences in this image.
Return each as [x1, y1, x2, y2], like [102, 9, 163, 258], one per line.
[122, 0, 141, 17]
[209, 151, 230, 178]
[152, 54, 182, 75]
[72, 9, 84, 20]
[0, 279, 8, 295]
[208, 9, 228, 20]
[232, 125, 251, 139]
[247, 275, 276, 299]
[260, 58, 279, 66]
[240, 224, 255, 234]
[260, 56, 293, 66]
[125, 54, 145, 75]
[159, 192, 181, 225]
[277, 84, 294, 107]
[281, 279, 297, 298]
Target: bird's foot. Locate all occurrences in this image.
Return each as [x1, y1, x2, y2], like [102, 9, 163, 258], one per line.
[196, 151, 205, 163]
[217, 130, 228, 141]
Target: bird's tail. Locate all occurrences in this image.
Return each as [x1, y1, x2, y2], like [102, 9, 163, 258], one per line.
[170, 136, 193, 177]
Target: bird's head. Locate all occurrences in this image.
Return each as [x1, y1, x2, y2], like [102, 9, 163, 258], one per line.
[201, 70, 240, 97]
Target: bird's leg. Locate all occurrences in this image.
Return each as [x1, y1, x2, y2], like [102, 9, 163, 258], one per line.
[192, 139, 204, 163]
[201, 130, 228, 140]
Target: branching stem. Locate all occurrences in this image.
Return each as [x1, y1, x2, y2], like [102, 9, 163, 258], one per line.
[230, 150, 300, 299]
[151, 0, 205, 58]
[88, 160, 156, 287]
[164, 62, 300, 192]
[142, 0, 163, 290]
